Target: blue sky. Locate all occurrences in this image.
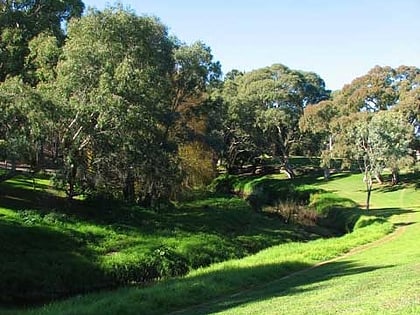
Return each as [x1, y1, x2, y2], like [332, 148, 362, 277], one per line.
[82, 0, 419, 90]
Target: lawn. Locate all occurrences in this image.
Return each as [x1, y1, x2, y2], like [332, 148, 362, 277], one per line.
[2, 171, 417, 314]
[181, 178, 420, 314]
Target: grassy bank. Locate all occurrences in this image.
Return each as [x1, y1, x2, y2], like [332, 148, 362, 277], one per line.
[10, 205, 394, 315]
[1, 170, 417, 314]
[182, 175, 420, 314]
[2, 171, 416, 314]
[0, 174, 320, 306]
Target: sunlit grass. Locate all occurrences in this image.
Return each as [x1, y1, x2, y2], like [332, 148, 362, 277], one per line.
[1, 171, 418, 314]
[0, 174, 316, 307]
[12, 208, 394, 315]
[193, 205, 420, 314]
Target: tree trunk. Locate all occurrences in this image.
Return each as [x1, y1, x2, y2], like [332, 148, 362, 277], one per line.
[283, 156, 295, 179]
[67, 163, 76, 200]
[123, 169, 135, 202]
[391, 169, 399, 185]
[323, 168, 331, 180]
[11, 158, 16, 173]
[365, 171, 372, 211]
[38, 141, 44, 168]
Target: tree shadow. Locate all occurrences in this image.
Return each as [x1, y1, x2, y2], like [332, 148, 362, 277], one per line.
[172, 260, 393, 315]
[0, 175, 309, 243]
[374, 184, 405, 193]
[0, 220, 109, 307]
[364, 207, 414, 219]
[393, 221, 416, 227]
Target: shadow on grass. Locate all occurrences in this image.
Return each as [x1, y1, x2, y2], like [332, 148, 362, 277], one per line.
[173, 260, 393, 315]
[0, 220, 108, 307]
[0, 174, 307, 243]
[364, 207, 414, 219]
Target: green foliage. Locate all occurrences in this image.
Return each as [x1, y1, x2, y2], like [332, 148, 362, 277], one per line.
[208, 174, 240, 194]
[0, 77, 51, 167]
[221, 64, 330, 173]
[0, 0, 84, 81]
[12, 203, 397, 315]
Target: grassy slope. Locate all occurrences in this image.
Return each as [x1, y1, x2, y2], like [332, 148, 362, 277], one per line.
[214, 211, 420, 315]
[0, 174, 316, 307]
[181, 173, 420, 315]
[4, 172, 418, 314]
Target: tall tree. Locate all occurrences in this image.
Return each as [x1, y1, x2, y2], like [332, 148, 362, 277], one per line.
[0, 77, 52, 173]
[0, 0, 84, 82]
[302, 65, 420, 180]
[299, 99, 338, 178]
[331, 111, 413, 210]
[169, 41, 223, 189]
[51, 7, 176, 202]
[222, 64, 329, 176]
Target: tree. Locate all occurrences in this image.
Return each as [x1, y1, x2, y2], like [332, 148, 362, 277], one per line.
[299, 99, 338, 178]
[25, 31, 61, 85]
[332, 111, 413, 210]
[0, 0, 84, 82]
[222, 64, 329, 176]
[169, 41, 223, 189]
[302, 65, 420, 181]
[51, 7, 177, 201]
[0, 77, 52, 173]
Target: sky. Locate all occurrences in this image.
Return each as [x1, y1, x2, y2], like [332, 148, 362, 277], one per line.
[82, 0, 419, 91]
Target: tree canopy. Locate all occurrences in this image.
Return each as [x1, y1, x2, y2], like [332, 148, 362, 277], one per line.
[0, 2, 418, 207]
[221, 64, 330, 176]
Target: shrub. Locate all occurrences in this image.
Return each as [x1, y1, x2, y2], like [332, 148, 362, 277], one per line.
[264, 200, 318, 225]
[103, 246, 189, 285]
[208, 175, 239, 194]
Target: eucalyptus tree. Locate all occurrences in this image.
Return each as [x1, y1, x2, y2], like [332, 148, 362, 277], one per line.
[51, 6, 222, 204]
[0, 77, 53, 173]
[331, 111, 413, 210]
[167, 41, 223, 188]
[0, 0, 84, 82]
[299, 99, 338, 178]
[222, 64, 329, 176]
[52, 7, 176, 201]
[301, 65, 419, 181]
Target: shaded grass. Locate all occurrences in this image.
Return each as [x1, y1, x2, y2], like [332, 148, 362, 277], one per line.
[0, 174, 316, 306]
[8, 209, 395, 315]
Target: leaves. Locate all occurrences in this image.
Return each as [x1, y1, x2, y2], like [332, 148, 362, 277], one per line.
[222, 64, 330, 169]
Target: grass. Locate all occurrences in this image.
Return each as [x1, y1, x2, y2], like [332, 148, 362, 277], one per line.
[2, 171, 417, 315]
[0, 174, 320, 306]
[5, 206, 395, 315]
[1, 170, 418, 314]
[181, 187, 420, 314]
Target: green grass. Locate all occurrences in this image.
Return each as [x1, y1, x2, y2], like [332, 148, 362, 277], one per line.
[5, 206, 395, 315]
[0, 174, 318, 306]
[172, 172, 420, 315]
[181, 191, 420, 314]
[1, 171, 418, 314]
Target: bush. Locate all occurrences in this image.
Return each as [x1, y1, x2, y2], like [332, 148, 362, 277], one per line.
[264, 200, 318, 225]
[208, 175, 239, 194]
[104, 246, 189, 285]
